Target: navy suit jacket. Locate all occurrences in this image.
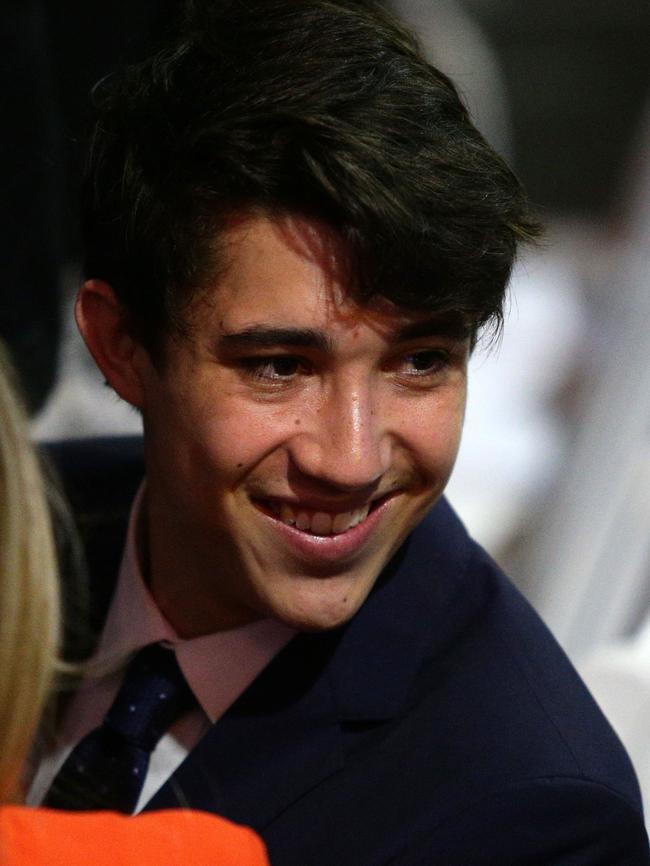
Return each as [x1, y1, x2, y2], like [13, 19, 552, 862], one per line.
[49, 437, 649, 865]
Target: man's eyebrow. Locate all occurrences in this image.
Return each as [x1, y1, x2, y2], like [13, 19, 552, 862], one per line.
[394, 317, 472, 343]
[217, 326, 333, 352]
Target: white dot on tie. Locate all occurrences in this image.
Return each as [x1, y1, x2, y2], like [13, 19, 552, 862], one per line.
[159, 693, 167, 700]
[129, 704, 136, 712]
[133, 767, 140, 775]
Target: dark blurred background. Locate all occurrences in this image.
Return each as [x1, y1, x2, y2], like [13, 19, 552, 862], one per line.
[1, 0, 179, 413]
[462, 0, 650, 217]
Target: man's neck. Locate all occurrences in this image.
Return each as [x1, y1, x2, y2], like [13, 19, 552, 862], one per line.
[141, 489, 264, 637]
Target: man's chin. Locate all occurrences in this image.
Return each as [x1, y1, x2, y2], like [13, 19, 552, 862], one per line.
[261, 578, 373, 632]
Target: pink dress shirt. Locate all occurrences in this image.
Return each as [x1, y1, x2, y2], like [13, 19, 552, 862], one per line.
[28, 484, 295, 811]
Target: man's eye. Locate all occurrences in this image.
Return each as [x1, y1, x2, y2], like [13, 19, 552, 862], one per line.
[241, 356, 302, 381]
[402, 350, 449, 375]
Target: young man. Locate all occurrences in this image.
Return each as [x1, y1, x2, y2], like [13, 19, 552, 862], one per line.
[34, 1, 649, 863]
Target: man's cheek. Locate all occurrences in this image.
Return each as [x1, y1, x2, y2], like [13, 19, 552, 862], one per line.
[204, 414, 295, 469]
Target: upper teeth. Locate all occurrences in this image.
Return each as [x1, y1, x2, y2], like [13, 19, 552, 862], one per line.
[275, 502, 371, 535]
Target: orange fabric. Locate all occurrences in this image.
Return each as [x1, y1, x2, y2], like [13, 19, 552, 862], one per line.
[0, 806, 269, 866]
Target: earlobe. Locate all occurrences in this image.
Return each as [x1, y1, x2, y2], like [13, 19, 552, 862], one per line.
[75, 280, 149, 408]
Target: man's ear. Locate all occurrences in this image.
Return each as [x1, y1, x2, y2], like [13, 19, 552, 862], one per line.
[75, 279, 150, 409]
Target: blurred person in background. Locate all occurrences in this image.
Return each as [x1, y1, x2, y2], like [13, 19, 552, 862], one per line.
[27, 1, 650, 864]
[0, 338, 270, 863]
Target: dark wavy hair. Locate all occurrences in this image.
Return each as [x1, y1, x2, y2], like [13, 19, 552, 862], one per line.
[82, 0, 541, 355]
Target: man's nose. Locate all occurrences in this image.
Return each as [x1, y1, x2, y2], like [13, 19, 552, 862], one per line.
[288, 380, 392, 491]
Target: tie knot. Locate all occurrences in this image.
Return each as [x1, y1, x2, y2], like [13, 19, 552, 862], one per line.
[104, 643, 194, 751]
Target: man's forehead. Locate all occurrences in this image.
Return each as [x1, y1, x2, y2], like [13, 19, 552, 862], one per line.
[191, 212, 473, 343]
[221, 211, 356, 293]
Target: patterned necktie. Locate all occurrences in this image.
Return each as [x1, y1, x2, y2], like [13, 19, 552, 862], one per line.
[44, 643, 195, 813]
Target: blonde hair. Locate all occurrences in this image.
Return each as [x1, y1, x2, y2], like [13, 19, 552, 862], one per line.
[0, 343, 60, 803]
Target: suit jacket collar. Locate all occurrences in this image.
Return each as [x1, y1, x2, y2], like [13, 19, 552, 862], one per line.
[328, 497, 478, 721]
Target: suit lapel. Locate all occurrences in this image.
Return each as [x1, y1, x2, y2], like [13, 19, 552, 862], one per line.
[329, 498, 481, 721]
[144, 630, 346, 827]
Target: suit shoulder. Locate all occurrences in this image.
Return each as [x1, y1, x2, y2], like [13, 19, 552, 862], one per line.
[42, 435, 144, 519]
[405, 502, 643, 812]
[392, 777, 650, 865]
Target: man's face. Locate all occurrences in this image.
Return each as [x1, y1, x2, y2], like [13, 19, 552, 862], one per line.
[137, 214, 469, 635]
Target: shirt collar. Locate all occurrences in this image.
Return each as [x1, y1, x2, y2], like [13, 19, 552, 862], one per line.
[92, 482, 295, 722]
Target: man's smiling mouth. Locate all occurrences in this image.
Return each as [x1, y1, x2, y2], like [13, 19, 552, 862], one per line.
[253, 496, 393, 537]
